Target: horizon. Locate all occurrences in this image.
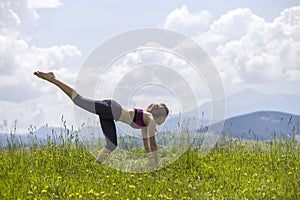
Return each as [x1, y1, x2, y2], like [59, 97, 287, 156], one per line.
[1, 109, 299, 135]
[1, 110, 300, 150]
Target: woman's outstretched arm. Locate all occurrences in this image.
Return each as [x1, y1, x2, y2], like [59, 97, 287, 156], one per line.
[141, 120, 158, 165]
[34, 71, 77, 100]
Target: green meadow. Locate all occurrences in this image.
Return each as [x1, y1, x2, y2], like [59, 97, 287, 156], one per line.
[0, 131, 299, 200]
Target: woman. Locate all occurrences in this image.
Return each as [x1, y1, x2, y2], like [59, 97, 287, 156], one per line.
[34, 71, 169, 164]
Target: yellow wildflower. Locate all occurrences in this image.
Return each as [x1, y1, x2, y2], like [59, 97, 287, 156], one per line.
[129, 185, 136, 189]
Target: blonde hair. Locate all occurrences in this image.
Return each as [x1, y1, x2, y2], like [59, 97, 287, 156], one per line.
[146, 103, 169, 119]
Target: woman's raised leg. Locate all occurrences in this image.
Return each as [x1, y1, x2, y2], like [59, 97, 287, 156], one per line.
[34, 71, 116, 164]
[34, 71, 77, 100]
[34, 71, 100, 114]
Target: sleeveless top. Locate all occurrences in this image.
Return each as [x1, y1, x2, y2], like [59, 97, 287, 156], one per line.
[130, 109, 147, 129]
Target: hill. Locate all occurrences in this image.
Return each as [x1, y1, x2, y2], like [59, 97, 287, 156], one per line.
[214, 111, 300, 140]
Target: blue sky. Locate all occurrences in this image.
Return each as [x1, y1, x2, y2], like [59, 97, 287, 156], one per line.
[29, 0, 298, 55]
[0, 0, 299, 132]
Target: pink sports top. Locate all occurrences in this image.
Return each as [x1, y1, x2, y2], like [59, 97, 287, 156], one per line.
[130, 109, 147, 129]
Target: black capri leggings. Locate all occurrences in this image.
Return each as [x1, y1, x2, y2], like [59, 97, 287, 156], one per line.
[73, 94, 122, 151]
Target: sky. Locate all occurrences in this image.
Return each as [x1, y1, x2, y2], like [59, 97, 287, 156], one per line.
[0, 0, 299, 133]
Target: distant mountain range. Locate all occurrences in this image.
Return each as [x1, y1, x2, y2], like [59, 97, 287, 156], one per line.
[1, 89, 299, 147]
[0, 126, 74, 148]
[214, 111, 299, 140]
[1, 110, 299, 147]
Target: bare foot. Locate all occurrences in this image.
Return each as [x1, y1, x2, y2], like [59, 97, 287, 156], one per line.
[33, 71, 56, 81]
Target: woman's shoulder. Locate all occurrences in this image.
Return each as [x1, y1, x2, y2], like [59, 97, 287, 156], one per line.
[143, 111, 154, 124]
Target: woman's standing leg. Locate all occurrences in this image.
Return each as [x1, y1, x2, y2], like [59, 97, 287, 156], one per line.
[95, 148, 112, 163]
[95, 117, 118, 163]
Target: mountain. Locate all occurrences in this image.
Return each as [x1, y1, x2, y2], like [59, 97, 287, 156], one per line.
[0, 126, 76, 147]
[1, 111, 299, 148]
[212, 111, 300, 140]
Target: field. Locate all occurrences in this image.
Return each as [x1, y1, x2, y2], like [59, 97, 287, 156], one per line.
[0, 131, 299, 200]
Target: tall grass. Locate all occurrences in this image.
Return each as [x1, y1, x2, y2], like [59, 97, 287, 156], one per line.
[0, 127, 299, 199]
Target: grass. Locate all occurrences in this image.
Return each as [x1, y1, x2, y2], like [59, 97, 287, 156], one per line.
[0, 130, 299, 199]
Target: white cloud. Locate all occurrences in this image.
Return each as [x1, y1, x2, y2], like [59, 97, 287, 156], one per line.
[27, 0, 63, 9]
[210, 8, 266, 41]
[0, 2, 20, 26]
[181, 5, 300, 95]
[164, 5, 211, 33]
[0, 0, 81, 132]
[286, 70, 300, 81]
[274, 6, 300, 42]
[0, 0, 81, 99]
[89, 45, 210, 116]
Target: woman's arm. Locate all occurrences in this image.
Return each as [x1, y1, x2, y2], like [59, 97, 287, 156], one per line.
[141, 119, 158, 165]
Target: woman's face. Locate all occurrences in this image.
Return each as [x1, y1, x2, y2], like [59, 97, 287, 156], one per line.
[156, 115, 167, 125]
